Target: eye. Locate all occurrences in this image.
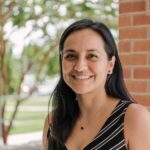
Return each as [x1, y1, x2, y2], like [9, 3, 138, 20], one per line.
[63, 53, 77, 61]
[87, 53, 99, 61]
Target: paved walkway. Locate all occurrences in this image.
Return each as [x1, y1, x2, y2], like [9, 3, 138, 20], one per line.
[1, 141, 41, 150]
[0, 132, 42, 150]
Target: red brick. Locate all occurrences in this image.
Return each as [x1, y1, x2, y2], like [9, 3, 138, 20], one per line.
[120, 54, 147, 65]
[133, 95, 150, 106]
[134, 67, 150, 79]
[148, 27, 150, 37]
[133, 39, 150, 52]
[119, 15, 132, 27]
[148, 54, 150, 65]
[119, 41, 131, 52]
[148, 82, 150, 92]
[123, 67, 132, 79]
[119, 27, 147, 39]
[133, 13, 150, 25]
[119, 1, 146, 14]
[126, 80, 148, 93]
[119, 0, 150, 107]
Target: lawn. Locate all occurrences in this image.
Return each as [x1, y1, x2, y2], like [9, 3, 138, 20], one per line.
[5, 96, 51, 135]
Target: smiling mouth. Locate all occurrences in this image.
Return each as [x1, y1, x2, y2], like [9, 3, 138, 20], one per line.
[72, 75, 93, 80]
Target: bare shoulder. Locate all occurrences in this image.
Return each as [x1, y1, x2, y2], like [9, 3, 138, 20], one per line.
[44, 111, 52, 134]
[43, 112, 52, 133]
[42, 112, 52, 150]
[45, 111, 52, 125]
[126, 103, 150, 123]
[125, 103, 150, 149]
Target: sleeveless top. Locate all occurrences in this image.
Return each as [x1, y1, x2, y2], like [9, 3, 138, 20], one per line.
[47, 100, 133, 150]
[82, 100, 132, 150]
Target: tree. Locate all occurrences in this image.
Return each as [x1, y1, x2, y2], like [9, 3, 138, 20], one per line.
[0, 0, 118, 144]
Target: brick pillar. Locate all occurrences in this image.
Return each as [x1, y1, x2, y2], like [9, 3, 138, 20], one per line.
[119, 0, 150, 106]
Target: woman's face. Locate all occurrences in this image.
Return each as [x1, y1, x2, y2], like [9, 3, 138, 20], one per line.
[62, 28, 115, 95]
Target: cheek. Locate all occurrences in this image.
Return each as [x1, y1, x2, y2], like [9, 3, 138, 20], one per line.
[62, 62, 72, 75]
[93, 62, 109, 78]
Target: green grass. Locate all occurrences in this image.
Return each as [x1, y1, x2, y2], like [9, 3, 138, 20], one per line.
[4, 96, 51, 135]
[10, 120, 45, 134]
[6, 96, 50, 106]
[5, 112, 46, 121]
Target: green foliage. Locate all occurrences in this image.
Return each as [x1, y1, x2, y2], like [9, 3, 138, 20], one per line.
[47, 51, 60, 76]
[6, 49, 22, 94]
[0, 0, 118, 141]
[4, 0, 118, 94]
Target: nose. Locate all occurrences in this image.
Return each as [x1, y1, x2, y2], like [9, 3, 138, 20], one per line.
[74, 58, 88, 72]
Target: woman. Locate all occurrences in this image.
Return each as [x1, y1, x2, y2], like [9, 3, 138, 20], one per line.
[42, 19, 150, 150]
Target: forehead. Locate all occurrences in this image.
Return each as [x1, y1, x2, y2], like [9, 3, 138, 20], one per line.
[63, 28, 104, 51]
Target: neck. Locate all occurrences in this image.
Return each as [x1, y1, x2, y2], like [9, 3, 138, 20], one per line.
[76, 92, 110, 118]
[75, 94, 119, 131]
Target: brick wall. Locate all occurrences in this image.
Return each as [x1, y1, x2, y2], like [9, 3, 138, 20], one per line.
[119, 0, 150, 106]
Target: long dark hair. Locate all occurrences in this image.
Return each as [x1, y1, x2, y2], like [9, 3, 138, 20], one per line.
[47, 19, 132, 149]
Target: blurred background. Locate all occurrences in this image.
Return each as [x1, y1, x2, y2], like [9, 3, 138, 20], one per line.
[0, 0, 118, 149]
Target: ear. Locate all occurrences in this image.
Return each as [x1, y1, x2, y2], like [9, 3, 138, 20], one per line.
[108, 56, 116, 73]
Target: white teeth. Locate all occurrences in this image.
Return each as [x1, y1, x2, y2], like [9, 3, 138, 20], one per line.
[74, 76, 90, 80]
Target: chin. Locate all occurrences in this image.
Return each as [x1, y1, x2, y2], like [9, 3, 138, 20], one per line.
[71, 87, 92, 95]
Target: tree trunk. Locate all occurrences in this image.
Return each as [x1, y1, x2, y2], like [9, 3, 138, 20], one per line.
[2, 126, 8, 145]
[0, 102, 2, 145]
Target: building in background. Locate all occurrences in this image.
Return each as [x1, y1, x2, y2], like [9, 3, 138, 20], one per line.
[119, 0, 150, 106]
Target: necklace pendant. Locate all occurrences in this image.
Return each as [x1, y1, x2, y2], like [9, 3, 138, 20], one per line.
[81, 126, 84, 130]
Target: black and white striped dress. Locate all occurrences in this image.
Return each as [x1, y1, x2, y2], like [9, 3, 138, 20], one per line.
[82, 100, 132, 150]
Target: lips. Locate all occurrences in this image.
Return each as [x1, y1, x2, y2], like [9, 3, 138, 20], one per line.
[72, 75, 93, 80]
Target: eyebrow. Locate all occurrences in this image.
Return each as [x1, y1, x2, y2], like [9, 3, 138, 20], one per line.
[63, 49, 76, 53]
[63, 48, 101, 53]
[87, 49, 101, 53]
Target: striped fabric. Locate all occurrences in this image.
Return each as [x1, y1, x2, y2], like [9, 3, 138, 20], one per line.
[82, 100, 132, 150]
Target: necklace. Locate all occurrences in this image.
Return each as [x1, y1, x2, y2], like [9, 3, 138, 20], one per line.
[80, 126, 84, 130]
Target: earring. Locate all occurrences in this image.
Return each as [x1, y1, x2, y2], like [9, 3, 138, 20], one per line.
[108, 70, 112, 74]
